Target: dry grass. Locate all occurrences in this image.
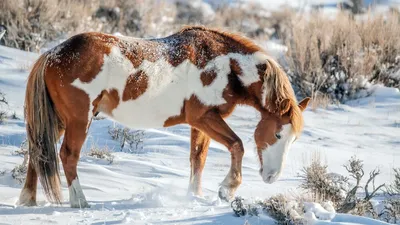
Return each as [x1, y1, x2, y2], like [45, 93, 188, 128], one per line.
[87, 145, 114, 164]
[108, 125, 144, 152]
[0, 0, 95, 51]
[284, 10, 400, 101]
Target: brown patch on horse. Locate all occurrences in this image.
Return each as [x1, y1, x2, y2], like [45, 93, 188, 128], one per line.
[118, 41, 162, 68]
[256, 63, 267, 78]
[157, 26, 262, 69]
[47, 32, 118, 84]
[122, 70, 149, 101]
[94, 89, 120, 116]
[200, 70, 217, 86]
[230, 59, 242, 76]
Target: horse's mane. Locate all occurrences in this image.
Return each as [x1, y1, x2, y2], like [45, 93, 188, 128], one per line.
[263, 58, 303, 136]
[179, 26, 262, 53]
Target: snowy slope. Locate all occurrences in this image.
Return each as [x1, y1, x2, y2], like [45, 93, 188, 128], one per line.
[0, 44, 399, 224]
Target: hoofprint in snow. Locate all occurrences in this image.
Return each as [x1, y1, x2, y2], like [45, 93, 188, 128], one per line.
[0, 45, 399, 225]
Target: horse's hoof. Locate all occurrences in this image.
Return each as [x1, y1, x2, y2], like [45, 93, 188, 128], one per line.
[18, 189, 37, 206]
[71, 200, 90, 208]
[218, 186, 233, 202]
[17, 199, 37, 207]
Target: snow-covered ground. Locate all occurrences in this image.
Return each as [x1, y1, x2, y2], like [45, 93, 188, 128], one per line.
[0, 42, 399, 224]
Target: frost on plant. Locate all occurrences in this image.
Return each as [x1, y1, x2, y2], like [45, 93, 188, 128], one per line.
[108, 126, 144, 152]
[87, 145, 114, 164]
[231, 195, 304, 225]
[11, 164, 27, 184]
[299, 158, 349, 205]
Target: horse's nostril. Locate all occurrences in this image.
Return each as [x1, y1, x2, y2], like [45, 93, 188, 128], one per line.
[259, 168, 263, 175]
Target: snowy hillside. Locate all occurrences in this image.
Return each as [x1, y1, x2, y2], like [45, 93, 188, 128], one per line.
[0, 44, 399, 224]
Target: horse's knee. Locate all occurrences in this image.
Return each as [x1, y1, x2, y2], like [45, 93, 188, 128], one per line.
[229, 139, 244, 156]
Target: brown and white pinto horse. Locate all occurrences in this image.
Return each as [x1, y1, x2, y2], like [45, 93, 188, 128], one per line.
[19, 26, 310, 208]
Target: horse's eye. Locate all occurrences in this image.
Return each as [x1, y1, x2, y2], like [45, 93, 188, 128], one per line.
[275, 133, 282, 139]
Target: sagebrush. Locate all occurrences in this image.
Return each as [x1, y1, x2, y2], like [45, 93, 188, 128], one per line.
[284, 10, 400, 102]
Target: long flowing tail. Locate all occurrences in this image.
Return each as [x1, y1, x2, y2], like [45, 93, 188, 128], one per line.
[25, 54, 62, 204]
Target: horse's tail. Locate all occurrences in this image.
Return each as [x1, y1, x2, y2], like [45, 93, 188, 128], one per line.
[25, 54, 62, 204]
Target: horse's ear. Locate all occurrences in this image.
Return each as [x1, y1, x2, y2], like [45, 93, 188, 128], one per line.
[298, 97, 311, 112]
[279, 99, 291, 116]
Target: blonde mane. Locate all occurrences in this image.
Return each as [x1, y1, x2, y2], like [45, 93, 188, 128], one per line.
[263, 58, 304, 136]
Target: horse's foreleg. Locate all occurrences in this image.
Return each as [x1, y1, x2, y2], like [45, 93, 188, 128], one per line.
[190, 111, 244, 202]
[188, 127, 210, 196]
[60, 121, 89, 208]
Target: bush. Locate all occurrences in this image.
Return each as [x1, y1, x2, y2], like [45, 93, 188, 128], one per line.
[87, 145, 114, 164]
[0, 0, 94, 51]
[299, 155, 349, 205]
[387, 168, 400, 196]
[0, 92, 7, 123]
[11, 164, 27, 184]
[108, 126, 144, 152]
[284, 11, 400, 102]
[231, 195, 305, 224]
[233, 156, 395, 223]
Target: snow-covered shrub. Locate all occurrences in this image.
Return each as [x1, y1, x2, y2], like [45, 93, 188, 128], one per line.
[284, 11, 400, 102]
[212, 2, 273, 39]
[93, 0, 177, 38]
[379, 199, 400, 223]
[262, 195, 304, 225]
[231, 197, 260, 217]
[13, 139, 28, 159]
[0, 92, 7, 123]
[379, 168, 400, 223]
[299, 157, 349, 205]
[231, 195, 305, 224]
[299, 155, 385, 216]
[10, 139, 29, 184]
[338, 157, 385, 216]
[108, 126, 144, 152]
[11, 164, 27, 184]
[175, 0, 215, 24]
[87, 145, 114, 164]
[387, 168, 400, 196]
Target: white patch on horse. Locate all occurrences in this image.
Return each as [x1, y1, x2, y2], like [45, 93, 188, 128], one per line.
[72, 46, 268, 128]
[69, 178, 89, 208]
[261, 124, 295, 184]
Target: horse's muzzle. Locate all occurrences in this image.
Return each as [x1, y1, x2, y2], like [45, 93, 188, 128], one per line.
[260, 169, 279, 184]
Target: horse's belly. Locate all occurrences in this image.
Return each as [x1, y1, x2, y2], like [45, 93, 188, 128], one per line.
[109, 94, 185, 129]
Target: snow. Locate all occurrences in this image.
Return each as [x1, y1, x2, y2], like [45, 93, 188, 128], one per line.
[0, 42, 399, 224]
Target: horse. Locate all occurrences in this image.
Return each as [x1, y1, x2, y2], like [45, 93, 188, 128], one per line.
[19, 26, 310, 208]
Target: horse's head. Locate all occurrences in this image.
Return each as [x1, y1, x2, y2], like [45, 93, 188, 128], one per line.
[254, 98, 309, 183]
[252, 57, 310, 184]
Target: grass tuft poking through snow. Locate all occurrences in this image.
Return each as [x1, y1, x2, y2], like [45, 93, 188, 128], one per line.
[87, 145, 115, 164]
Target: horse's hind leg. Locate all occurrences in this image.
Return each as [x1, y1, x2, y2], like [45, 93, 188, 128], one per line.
[188, 128, 210, 196]
[19, 127, 64, 206]
[18, 160, 38, 206]
[60, 120, 89, 208]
